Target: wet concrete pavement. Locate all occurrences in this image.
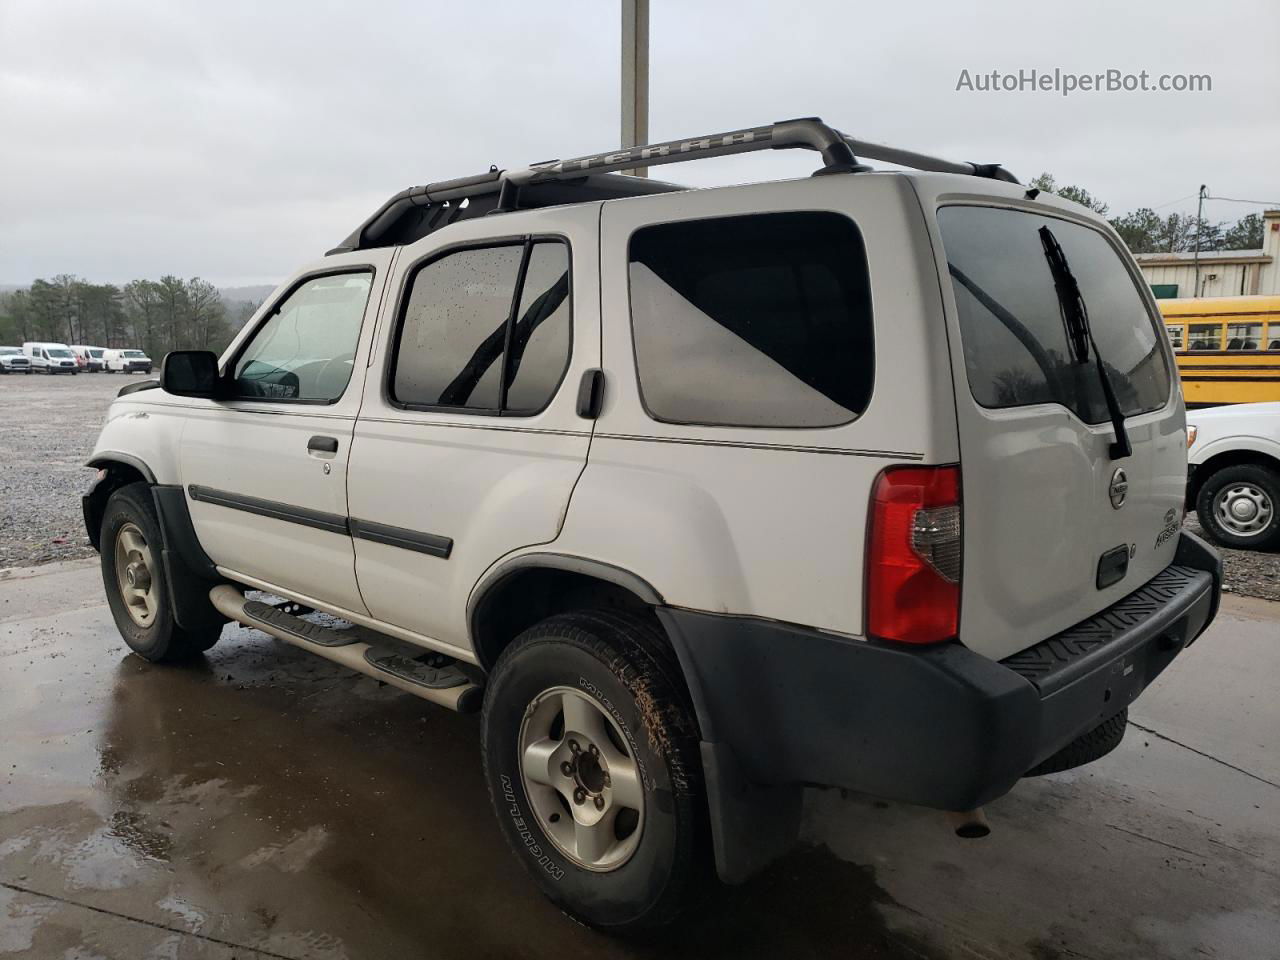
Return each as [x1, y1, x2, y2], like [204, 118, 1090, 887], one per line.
[1, 562, 1278, 960]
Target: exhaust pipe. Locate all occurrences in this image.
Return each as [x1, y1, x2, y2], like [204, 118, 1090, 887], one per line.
[946, 808, 990, 839]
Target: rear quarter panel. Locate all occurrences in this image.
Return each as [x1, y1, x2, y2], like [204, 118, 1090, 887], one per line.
[553, 174, 959, 635]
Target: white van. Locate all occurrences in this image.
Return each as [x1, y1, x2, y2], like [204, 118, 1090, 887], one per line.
[71, 345, 107, 371]
[104, 348, 153, 374]
[23, 341, 78, 374]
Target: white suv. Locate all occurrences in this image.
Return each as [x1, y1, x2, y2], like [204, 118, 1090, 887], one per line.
[83, 119, 1222, 932]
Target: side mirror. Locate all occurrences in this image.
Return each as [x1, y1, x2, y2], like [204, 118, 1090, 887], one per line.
[160, 351, 222, 398]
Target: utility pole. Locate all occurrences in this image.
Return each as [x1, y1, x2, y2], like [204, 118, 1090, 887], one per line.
[1194, 184, 1207, 295]
[621, 0, 649, 176]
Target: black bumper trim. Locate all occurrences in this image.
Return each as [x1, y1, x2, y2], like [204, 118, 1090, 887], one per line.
[661, 531, 1221, 816]
[1001, 565, 1211, 696]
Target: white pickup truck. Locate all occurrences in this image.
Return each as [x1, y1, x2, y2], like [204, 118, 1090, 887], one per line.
[1187, 402, 1280, 550]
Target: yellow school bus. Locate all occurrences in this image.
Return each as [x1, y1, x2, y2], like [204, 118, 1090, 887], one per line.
[1158, 295, 1280, 406]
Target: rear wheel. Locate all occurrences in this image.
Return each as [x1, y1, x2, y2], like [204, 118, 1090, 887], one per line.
[101, 482, 221, 662]
[481, 610, 705, 933]
[1196, 463, 1280, 551]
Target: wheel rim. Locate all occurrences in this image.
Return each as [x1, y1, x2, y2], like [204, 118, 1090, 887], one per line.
[1214, 483, 1273, 537]
[517, 685, 645, 872]
[113, 521, 158, 627]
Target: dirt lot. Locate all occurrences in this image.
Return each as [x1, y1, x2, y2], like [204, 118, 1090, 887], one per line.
[2, 372, 1279, 599]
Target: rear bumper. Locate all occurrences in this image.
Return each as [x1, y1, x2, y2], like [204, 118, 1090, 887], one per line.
[662, 530, 1221, 815]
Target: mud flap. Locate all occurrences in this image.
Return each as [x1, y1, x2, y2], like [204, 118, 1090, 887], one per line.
[701, 740, 803, 884]
[152, 485, 227, 631]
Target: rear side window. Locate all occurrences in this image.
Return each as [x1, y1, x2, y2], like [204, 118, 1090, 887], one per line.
[938, 206, 1171, 423]
[628, 212, 874, 428]
[392, 240, 571, 413]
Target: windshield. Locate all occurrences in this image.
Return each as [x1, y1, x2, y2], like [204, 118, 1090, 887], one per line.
[124, 350, 146, 358]
[938, 205, 1171, 424]
[0, 347, 19, 355]
[89, 349, 104, 357]
[47, 348, 73, 358]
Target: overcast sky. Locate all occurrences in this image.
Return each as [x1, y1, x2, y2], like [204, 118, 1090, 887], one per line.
[2, 0, 1277, 287]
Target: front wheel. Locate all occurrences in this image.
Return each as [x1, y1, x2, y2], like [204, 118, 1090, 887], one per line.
[1196, 463, 1280, 551]
[101, 481, 221, 662]
[481, 611, 705, 933]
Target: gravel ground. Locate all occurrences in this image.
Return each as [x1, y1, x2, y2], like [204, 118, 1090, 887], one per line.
[0, 371, 139, 567]
[2, 372, 1279, 601]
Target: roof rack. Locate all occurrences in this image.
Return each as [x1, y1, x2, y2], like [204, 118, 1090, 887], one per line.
[329, 117, 1019, 254]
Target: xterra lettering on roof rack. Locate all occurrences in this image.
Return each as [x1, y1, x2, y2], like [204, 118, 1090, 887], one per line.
[328, 116, 1018, 255]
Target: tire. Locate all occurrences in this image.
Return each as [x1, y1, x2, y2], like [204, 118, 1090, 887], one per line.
[100, 481, 221, 662]
[1025, 708, 1128, 777]
[1195, 463, 1280, 551]
[481, 610, 705, 934]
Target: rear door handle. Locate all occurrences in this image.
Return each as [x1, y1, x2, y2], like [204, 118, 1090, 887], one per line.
[308, 435, 339, 454]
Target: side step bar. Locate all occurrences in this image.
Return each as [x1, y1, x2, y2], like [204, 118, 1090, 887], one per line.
[210, 585, 482, 713]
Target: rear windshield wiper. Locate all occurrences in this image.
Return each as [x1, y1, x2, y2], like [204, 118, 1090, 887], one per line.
[1038, 226, 1132, 460]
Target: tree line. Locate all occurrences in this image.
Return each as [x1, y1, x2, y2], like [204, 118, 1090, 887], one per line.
[1029, 174, 1266, 254]
[0, 276, 258, 355]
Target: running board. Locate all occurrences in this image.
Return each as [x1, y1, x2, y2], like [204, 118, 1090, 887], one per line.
[210, 585, 481, 713]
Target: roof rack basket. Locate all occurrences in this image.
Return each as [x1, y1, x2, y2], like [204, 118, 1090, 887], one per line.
[330, 117, 1018, 254]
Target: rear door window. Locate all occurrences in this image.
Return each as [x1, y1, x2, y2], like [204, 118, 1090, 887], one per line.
[391, 240, 572, 414]
[938, 206, 1171, 424]
[627, 212, 873, 428]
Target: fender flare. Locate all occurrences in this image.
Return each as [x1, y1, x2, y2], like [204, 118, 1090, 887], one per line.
[466, 551, 664, 644]
[86, 451, 157, 484]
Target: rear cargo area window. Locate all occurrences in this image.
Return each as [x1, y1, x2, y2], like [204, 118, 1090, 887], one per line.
[938, 206, 1171, 423]
[628, 212, 873, 428]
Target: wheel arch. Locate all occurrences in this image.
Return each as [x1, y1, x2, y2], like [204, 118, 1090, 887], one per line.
[82, 455, 155, 551]
[468, 554, 665, 673]
[1188, 447, 1280, 504]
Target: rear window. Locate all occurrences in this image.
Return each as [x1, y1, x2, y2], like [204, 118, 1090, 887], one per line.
[938, 206, 1171, 424]
[628, 212, 873, 428]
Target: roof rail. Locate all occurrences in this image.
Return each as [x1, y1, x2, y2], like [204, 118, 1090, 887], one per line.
[330, 117, 1019, 254]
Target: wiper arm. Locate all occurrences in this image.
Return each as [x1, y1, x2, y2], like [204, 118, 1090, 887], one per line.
[1038, 226, 1132, 460]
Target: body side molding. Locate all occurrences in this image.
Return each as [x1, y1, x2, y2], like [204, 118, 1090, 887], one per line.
[187, 485, 349, 535]
[349, 518, 453, 559]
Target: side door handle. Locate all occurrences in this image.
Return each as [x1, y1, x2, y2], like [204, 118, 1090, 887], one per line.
[308, 435, 339, 454]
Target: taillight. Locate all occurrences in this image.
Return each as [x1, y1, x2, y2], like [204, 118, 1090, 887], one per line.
[866, 465, 961, 645]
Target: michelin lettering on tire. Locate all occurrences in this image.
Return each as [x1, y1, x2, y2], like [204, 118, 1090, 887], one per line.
[501, 774, 565, 881]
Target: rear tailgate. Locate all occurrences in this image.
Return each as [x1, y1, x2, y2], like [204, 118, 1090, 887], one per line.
[935, 203, 1186, 661]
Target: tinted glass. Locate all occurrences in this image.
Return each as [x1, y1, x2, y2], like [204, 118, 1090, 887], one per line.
[394, 246, 523, 410]
[938, 206, 1171, 423]
[504, 242, 571, 412]
[628, 212, 873, 427]
[233, 272, 372, 401]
